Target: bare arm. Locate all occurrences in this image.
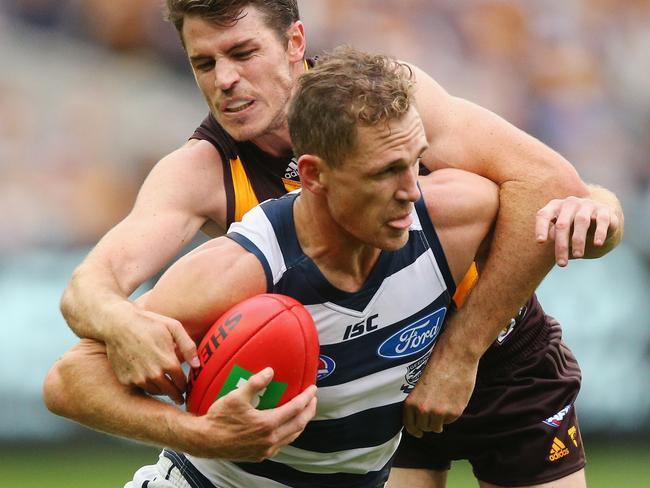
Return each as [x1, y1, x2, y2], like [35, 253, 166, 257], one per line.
[60, 140, 227, 402]
[45, 237, 317, 460]
[412, 62, 588, 370]
[418, 169, 499, 285]
[403, 65, 620, 436]
[43, 340, 316, 460]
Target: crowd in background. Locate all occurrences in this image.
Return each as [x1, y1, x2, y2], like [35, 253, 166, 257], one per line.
[1, 0, 648, 438]
[1, 0, 648, 259]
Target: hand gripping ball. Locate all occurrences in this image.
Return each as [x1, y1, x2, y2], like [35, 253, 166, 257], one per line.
[186, 294, 319, 415]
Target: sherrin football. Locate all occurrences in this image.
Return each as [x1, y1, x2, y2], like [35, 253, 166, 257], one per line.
[186, 294, 320, 415]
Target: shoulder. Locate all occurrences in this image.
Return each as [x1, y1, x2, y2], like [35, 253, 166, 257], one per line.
[137, 139, 227, 224]
[158, 139, 224, 177]
[144, 237, 267, 338]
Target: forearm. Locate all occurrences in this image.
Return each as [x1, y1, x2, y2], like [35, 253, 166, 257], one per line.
[60, 259, 134, 342]
[43, 340, 198, 452]
[442, 179, 562, 359]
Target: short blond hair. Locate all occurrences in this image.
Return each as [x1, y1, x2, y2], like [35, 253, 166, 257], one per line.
[289, 46, 414, 167]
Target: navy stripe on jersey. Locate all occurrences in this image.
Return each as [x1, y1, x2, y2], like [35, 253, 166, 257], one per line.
[235, 457, 392, 488]
[291, 402, 403, 452]
[226, 232, 273, 291]
[163, 450, 214, 488]
[315, 297, 448, 387]
[415, 193, 456, 295]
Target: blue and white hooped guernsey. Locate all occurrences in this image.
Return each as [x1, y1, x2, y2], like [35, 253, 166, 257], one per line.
[184, 191, 456, 488]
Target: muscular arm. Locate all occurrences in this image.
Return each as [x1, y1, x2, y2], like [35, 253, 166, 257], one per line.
[62, 140, 226, 339]
[404, 66, 622, 435]
[45, 238, 317, 460]
[411, 62, 589, 361]
[60, 140, 226, 400]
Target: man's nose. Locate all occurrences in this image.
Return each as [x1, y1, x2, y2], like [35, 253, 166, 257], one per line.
[214, 59, 240, 91]
[396, 166, 421, 203]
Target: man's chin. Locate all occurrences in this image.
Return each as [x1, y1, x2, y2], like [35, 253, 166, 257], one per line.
[378, 232, 409, 252]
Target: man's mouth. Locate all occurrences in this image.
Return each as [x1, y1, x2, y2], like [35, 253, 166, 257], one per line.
[224, 100, 254, 113]
[387, 213, 413, 230]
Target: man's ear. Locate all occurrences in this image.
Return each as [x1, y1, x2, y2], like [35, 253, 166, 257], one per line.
[286, 21, 306, 62]
[298, 154, 329, 195]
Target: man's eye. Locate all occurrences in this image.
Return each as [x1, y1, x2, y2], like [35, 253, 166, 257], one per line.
[234, 50, 255, 59]
[377, 166, 400, 177]
[196, 61, 215, 72]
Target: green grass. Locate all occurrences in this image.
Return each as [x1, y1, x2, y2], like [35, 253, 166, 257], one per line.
[2, 437, 649, 487]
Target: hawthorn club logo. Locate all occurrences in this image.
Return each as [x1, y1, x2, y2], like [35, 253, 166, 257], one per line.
[216, 365, 288, 409]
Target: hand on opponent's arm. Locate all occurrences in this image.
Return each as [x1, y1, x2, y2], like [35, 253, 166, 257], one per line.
[60, 141, 226, 402]
[536, 185, 624, 266]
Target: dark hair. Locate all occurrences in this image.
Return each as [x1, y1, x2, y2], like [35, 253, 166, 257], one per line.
[165, 0, 299, 43]
[289, 46, 415, 167]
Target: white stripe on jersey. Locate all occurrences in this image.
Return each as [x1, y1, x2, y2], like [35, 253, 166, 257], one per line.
[308, 250, 447, 346]
[313, 359, 419, 420]
[228, 204, 288, 283]
[188, 457, 289, 488]
[271, 432, 402, 474]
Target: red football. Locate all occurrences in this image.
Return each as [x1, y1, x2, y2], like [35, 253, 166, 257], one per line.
[186, 294, 319, 415]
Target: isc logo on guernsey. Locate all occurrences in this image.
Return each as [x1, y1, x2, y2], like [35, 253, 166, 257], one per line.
[378, 308, 447, 359]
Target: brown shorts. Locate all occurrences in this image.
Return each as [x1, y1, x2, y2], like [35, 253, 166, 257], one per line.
[393, 318, 585, 486]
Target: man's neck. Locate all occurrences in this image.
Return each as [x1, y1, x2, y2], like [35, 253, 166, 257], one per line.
[294, 195, 381, 293]
[251, 59, 309, 157]
[250, 125, 293, 158]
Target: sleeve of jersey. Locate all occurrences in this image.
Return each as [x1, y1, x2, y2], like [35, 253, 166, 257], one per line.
[225, 205, 287, 292]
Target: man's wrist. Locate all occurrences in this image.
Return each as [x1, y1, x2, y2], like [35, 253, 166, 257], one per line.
[438, 317, 486, 364]
[95, 299, 136, 345]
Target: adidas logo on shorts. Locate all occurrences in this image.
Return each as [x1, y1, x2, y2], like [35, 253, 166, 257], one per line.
[549, 437, 570, 462]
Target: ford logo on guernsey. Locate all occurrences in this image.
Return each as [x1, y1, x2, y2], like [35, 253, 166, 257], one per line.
[378, 308, 447, 359]
[317, 355, 336, 381]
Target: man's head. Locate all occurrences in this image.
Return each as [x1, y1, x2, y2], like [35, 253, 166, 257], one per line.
[289, 46, 415, 168]
[167, 1, 305, 145]
[289, 47, 427, 251]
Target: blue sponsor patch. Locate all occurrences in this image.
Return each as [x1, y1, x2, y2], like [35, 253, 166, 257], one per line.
[378, 308, 447, 359]
[317, 355, 336, 381]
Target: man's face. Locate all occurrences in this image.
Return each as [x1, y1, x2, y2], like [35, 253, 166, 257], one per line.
[324, 107, 428, 251]
[183, 8, 299, 142]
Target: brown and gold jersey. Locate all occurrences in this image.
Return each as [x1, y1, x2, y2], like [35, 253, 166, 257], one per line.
[191, 113, 300, 227]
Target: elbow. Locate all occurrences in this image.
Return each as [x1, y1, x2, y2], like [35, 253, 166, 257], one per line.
[59, 285, 73, 324]
[541, 164, 589, 199]
[563, 171, 589, 198]
[43, 359, 72, 418]
[59, 267, 80, 324]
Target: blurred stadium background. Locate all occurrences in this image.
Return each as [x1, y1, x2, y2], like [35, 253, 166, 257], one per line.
[1, 0, 648, 486]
